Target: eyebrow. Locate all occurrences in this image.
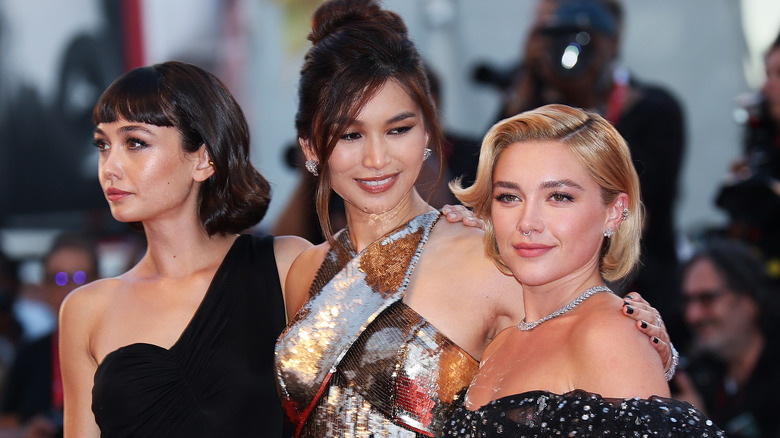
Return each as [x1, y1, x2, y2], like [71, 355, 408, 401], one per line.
[539, 179, 584, 191]
[349, 111, 418, 127]
[94, 124, 157, 136]
[493, 179, 585, 191]
[387, 111, 417, 124]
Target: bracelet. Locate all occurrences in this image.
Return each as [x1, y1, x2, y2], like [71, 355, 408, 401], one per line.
[665, 343, 679, 381]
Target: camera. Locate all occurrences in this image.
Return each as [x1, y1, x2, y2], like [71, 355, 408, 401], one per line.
[716, 101, 780, 232]
[538, 0, 617, 78]
[541, 26, 597, 78]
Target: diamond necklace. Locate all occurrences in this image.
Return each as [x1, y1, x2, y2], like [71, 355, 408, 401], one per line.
[517, 285, 613, 331]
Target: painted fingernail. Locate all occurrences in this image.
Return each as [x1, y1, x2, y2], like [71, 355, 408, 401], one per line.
[653, 337, 659, 344]
[626, 306, 634, 314]
[641, 321, 648, 329]
[625, 294, 634, 300]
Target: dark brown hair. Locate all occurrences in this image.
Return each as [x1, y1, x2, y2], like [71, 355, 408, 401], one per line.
[296, 0, 444, 255]
[93, 61, 270, 235]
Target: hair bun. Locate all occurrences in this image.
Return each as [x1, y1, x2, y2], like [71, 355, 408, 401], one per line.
[309, 0, 407, 45]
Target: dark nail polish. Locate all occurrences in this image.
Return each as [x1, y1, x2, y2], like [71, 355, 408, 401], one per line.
[641, 321, 647, 329]
[623, 300, 630, 306]
[626, 306, 634, 315]
[625, 294, 634, 300]
[653, 337, 659, 344]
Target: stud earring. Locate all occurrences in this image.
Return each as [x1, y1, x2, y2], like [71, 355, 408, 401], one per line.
[423, 148, 432, 161]
[603, 227, 615, 238]
[208, 160, 214, 167]
[305, 160, 319, 176]
[621, 208, 630, 221]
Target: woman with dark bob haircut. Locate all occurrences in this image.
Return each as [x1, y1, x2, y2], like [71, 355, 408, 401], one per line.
[59, 60, 311, 437]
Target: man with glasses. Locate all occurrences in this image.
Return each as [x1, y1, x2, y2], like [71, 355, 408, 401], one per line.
[674, 238, 780, 438]
[0, 233, 99, 438]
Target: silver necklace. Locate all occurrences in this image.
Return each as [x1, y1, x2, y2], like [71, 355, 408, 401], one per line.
[517, 285, 612, 331]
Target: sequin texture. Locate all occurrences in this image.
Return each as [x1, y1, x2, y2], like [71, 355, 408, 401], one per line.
[442, 389, 726, 437]
[276, 212, 479, 437]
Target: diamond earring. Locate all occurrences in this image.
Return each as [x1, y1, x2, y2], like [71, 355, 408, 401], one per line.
[423, 148, 432, 161]
[603, 227, 615, 238]
[304, 160, 319, 176]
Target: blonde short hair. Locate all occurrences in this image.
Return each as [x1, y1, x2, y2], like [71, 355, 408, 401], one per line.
[451, 104, 643, 282]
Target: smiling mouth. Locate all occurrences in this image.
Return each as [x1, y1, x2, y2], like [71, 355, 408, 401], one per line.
[512, 244, 552, 257]
[359, 176, 393, 186]
[356, 174, 397, 193]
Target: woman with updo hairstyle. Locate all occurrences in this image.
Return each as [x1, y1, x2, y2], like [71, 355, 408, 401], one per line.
[275, 2, 673, 437]
[60, 61, 311, 437]
[294, 0, 445, 255]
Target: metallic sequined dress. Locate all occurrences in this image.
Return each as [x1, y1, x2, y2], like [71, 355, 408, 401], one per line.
[275, 211, 479, 437]
[442, 389, 726, 437]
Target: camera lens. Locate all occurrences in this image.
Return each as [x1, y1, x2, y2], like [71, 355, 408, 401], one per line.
[548, 30, 594, 77]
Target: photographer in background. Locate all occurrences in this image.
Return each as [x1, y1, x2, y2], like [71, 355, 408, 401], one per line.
[674, 238, 780, 438]
[716, 29, 780, 278]
[474, 0, 687, 341]
[0, 233, 99, 438]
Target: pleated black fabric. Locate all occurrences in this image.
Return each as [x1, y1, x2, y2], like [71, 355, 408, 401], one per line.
[92, 234, 286, 437]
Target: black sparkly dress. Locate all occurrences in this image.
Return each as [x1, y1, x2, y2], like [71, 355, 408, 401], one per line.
[442, 389, 725, 437]
[92, 235, 287, 437]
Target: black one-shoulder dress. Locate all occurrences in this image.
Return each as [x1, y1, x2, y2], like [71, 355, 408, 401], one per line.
[92, 235, 286, 437]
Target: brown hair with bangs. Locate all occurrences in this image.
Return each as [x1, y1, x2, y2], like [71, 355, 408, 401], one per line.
[93, 60, 270, 235]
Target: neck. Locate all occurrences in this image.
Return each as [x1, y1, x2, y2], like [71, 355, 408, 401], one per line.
[343, 190, 434, 252]
[140, 218, 237, 279]
[521, 265, 604, 323]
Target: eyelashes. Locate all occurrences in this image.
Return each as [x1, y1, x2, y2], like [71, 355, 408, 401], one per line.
[493, 191, 576, 204]
[91, 137, 149, 151]
[339, 125, 415, 141]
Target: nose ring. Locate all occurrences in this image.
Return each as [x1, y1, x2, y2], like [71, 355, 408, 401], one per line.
[522, 230, 532, 236]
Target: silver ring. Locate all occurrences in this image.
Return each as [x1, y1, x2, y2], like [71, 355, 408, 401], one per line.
[522, 231, 532, 236]
[656, 314, 663, 327]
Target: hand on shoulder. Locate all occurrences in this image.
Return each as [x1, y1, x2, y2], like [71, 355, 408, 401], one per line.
[570, 293, 670, 399]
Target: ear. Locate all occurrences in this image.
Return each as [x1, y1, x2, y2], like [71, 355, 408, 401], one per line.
[605, 192, 630, 231]
[299, 137, 317, 163]
[193, 145, 215, 182]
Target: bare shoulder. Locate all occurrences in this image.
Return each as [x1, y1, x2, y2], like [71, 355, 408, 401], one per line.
[59, 277, 124, 363]
[60, 277, 118, 322]
[430, 220, 524, 320]
[273, 235, 314, 287]
[288, 241, 329, 276]
[424, 220, 497, 277]
[273, 235, 313, 265]
[283, 240, 330, 319]
[430, 218, 489, 252]
[570, 293, 669, 398]
[573, 293, 648, 351]
[409, 220, 523, 356]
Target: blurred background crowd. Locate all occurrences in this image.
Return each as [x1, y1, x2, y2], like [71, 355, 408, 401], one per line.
[0, 0, 779, 437]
